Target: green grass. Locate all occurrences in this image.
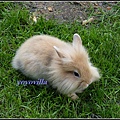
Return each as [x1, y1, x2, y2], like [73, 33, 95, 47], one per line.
[0, 2, 120, 118]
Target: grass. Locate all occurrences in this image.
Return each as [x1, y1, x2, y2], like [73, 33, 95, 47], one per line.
[0, 2, 120, 118]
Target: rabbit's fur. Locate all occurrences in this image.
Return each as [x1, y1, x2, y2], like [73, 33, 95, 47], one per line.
[12, 33, 100, 100]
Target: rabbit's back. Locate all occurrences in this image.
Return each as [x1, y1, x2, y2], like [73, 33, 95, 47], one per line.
[12, 35, 67, 79]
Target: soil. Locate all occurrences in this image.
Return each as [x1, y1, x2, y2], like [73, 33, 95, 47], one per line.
[21, 1, 118, 23]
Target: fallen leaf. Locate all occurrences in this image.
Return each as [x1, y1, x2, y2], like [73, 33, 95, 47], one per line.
[94, 3, 98, 6]
[96, 12, 101, 14]
[48, 7, 53, 12]
[82, 17, 94, 25]
[33, 16, 37, 23]
[107, 6, 111, 10]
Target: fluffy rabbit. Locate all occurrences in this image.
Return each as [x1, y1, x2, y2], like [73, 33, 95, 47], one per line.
[12, 33, 100, 100]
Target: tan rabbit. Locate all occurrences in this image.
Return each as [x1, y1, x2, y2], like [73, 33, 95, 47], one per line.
[12, 33, 100, 100]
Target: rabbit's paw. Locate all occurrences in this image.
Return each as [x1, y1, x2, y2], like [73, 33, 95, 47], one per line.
[68, 93, 79, 100]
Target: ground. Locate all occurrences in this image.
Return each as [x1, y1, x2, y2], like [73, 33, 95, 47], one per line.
[21, 1, 118, 23]
[1, 1, 120, 118]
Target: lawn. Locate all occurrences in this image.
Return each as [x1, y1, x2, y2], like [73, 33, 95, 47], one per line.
[0, 2, 120, 118]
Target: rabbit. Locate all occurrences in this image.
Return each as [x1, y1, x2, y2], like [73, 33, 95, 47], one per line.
[12, 33, 101, 100]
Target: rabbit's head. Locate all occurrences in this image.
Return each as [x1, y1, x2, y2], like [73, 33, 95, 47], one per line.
[48, 33, 100, 96]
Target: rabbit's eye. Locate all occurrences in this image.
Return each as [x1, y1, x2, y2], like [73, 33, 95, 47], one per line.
[73, 70, 80, 78]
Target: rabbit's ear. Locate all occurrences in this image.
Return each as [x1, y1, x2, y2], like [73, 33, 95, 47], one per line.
[72, 33, 82, 48]
[53, 46, 66, 58]
[53, 46, 73, 65]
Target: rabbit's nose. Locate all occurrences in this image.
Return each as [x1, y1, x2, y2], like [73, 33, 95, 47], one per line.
[83, 83, 89, 90]
[79, 82, 89, 91]
[79, 83, 89, 93]
[81, 82, 89, 88]
[86, 83, 89, 87]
